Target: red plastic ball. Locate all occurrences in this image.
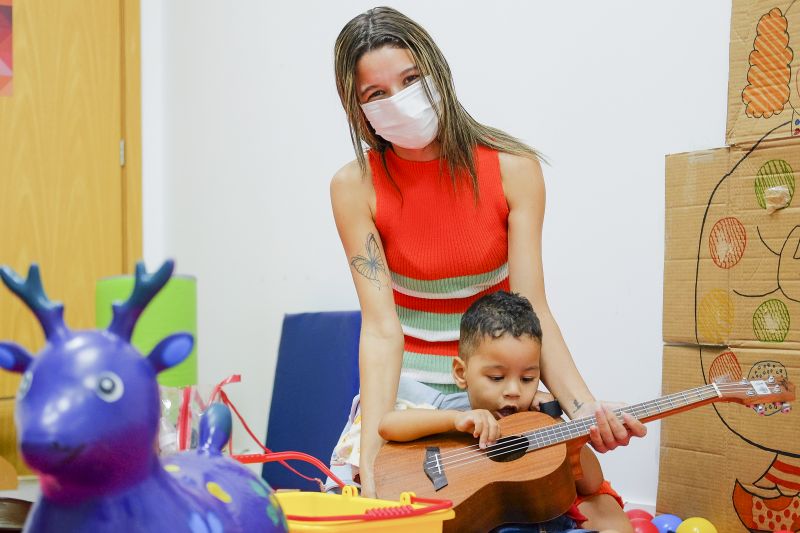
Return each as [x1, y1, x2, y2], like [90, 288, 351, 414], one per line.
[630, 517, 660, 533]
[627, 509, 655, 521]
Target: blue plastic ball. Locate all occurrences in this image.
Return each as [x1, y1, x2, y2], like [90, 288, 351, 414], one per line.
[651, 514, 683, 533]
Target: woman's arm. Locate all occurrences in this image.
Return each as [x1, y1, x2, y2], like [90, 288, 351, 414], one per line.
[500, 153, 646, 451]
[331, 161, 404, 497]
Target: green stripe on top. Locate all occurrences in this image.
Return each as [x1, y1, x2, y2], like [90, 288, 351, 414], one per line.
[397, 307, 461, 333]
[392, 262, 508, 298]
[422, 382, 461, 394]
[401, 351, 460, 394]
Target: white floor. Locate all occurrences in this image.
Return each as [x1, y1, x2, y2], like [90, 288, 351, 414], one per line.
[0, 476, 39, 503]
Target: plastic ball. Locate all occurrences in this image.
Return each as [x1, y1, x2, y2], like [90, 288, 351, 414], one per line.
[651, 514, 683, 533]
[627, 509, 655, 521]
[630, 518, 660, 533]
[676, 517, 717, 533]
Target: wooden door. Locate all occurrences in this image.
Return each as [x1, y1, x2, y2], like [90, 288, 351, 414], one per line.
[0, 0, 141, 474]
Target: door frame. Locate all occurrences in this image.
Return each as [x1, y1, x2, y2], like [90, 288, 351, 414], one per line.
[122, 0, 142, 273]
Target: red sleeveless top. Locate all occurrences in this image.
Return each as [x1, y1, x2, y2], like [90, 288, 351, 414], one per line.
[369, 145, 510, 390]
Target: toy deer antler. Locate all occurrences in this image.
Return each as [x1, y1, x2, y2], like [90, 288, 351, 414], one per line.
[0, 264, 67, 341]
[107, 260, 175, 341]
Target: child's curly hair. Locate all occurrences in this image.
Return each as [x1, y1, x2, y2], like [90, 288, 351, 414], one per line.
[459, 291, 542, 359]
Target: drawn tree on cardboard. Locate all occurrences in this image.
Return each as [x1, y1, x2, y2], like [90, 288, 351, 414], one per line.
[695, 124, 799, 531]
[742, 8, 794, 119]
[738, 2, 800, 138]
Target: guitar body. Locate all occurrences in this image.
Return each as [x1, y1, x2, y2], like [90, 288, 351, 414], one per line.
[375, 411, 582, 532]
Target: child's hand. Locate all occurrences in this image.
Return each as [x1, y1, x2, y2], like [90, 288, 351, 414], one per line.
[454, 409, 501, 449]
[529, 390, 555, 411]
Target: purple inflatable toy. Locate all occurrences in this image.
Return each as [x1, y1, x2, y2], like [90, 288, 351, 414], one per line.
[0, 261, 288, 532]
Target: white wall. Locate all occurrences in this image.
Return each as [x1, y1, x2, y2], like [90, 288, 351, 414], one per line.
[141, 0, 732, 508]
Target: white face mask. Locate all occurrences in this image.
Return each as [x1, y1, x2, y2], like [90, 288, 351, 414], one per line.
[360, 75, 441, 150]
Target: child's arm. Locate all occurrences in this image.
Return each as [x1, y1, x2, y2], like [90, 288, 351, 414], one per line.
[379, 409, 501, 449]
[576, 445, 604, 495]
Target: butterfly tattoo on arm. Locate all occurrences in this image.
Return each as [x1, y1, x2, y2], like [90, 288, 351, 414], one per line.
[350, 233, 388, 289]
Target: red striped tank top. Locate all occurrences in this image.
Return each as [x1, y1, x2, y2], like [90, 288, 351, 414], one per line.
[370, 145, 510, 391]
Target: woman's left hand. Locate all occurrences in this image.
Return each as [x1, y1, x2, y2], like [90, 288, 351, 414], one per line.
[585, 402, 647, 453]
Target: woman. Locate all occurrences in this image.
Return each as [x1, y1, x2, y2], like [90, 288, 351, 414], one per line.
[329, 7, 645, 530]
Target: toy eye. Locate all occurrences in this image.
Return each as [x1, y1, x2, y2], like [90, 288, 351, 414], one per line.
[95, 372, 124, 402]
[18, 371, 33, 399]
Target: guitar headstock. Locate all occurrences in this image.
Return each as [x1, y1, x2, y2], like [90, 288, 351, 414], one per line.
[715, 377, 795, 414]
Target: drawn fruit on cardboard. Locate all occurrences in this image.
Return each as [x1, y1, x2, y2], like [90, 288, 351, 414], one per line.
[695, 129, 799, 531]
[696, 154, 798, 451]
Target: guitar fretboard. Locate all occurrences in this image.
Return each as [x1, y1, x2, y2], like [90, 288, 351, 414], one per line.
[523, 384, 720, 451]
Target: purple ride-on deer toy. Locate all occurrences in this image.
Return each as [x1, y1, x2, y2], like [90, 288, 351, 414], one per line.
[0, 261, 288, 532]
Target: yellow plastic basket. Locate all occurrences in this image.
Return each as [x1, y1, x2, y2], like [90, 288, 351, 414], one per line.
[275, 486, 455, 532]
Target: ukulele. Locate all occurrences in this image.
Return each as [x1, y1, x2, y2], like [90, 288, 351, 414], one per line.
[374, 377, 795, 533]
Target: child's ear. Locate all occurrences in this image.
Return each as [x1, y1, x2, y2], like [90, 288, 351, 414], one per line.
[452, 357, 468, 390]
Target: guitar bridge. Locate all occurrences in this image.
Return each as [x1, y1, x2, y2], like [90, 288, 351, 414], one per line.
[423, 446, 448, 491]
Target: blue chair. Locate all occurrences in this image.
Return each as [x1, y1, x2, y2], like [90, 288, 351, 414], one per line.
[261, 311, 361, 491]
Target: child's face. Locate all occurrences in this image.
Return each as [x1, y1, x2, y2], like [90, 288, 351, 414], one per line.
[453, 333, 541, 419]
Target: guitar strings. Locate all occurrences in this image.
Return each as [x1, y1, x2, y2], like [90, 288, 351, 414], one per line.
[430, 380, 775, 465]
[428, 382, 765, 470]
[428, 381, 783, 473]
[427, 384, 720, 470]
[431, 387, 721, 472]
[422, 382, 781, 472]
[429, 383, 720, 465]
[426, 384, 741, 473]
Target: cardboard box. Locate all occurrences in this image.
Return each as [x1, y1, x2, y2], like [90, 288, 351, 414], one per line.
[663, 142, 800, 349]
[658, 345, 800, 532]
[660, 137, 800, 530]
[726, 0, 800, 146]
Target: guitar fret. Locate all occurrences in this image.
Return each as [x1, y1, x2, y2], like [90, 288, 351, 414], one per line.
[522, 383, 731, 452]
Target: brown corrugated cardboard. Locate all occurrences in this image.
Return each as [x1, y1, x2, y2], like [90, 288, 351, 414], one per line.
[658, 345, 800, 532]
[726, 0, 800, 146]
[663, 141, 800, 349]
[661, 137, 799, 529]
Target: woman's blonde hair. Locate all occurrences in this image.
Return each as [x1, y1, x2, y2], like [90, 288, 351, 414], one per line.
[334, 6, 542, 194]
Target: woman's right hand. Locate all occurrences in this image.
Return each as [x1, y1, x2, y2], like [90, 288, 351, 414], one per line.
[454, 409, 501, 449]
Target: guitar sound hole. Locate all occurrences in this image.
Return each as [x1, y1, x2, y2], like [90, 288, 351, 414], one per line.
[487, 435, 528, 462]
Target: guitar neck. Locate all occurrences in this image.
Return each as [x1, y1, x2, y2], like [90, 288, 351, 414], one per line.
[525, 383, 722, 451]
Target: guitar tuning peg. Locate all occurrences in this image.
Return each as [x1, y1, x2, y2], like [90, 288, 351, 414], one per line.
[781, 402, 791, 414]
[753, 404, 766, 415]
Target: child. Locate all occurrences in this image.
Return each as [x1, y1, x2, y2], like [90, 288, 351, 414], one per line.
[379, 291, 623, 533]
